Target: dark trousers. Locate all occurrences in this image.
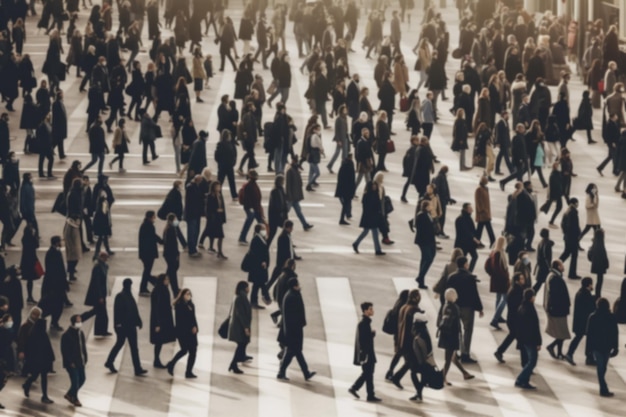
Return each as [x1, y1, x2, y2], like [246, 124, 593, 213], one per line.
[142, 141, 157, 163]
[541, 197, 563, 224]
[38, 150, 54, 177]
[82, 214, 93, 243]
[238, 145, 257, 171]
[495, 146, 512, 173]
[170, 343, 197, 374]
[501, 162, 526, 186]
[566, 332, 589, 358]
[476, 221, 495, 246]
[93, 301, 109, 335]
[278, 347, 310, 377]
[66, 366, 86, 399]
[465, 246, 478, 272]
[83, 152, 105, 176]
[417, 244, 436, 286]
[176, 225, 187, 247]
[251, 281, 270, 306]
[165, 257, 180, 296]
[376, 151, 387, 171]
[106, 326, 142, 372]
[219, 50, 237, 71]
[140, 258, 157, 292]
[525, 223, 535, 250]
[422, 123, 433, 138]
[352, 360, 375, 397]
[187, 217, 200, 254]
[56, 139, 66, 159]
[516, 344, 537, 385]
[339, 197, 352, 221]
[559, 240, 579, 278]
[24, 371, 48, 397]
[593, 350, 610, 394]
[110, 154, 125, 169]
[230, 341, 248, 367]
[218, 166, 238, 199]
[597, 146, 616, 174]
[496, 331, 516, 354]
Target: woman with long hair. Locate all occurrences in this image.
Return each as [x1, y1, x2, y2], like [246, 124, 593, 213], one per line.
[204, 181, 227, 259]
[451, 108, 469, 171]
[167, 288, 199, 378]
[227, 281, 252, 374]
[579, 183, 601, 241]
[486, 236, 510, 328]
[438, 288, 475, 385]
[385, 289, 409, 381]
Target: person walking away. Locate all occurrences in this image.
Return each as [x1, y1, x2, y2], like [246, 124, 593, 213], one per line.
[335, 155, 356, 225]
[150, 274, 175, 368]
[84, 252, 111, 336]
[515, 288, 541, 390]
[544, 260, 571, 360]
[348, 302, 381, 402]
[486, 236, 510, 329]
[167, 288, 199, 378]
[589, 228, 609, 297]
[18, 307, 55, 404]
[138, 210, 163, 296]
[559, 198, 581, 279]
[494, 273, 526, 363]
[586, 297, 619, 397]
[352, 181, 385, 256]
[564, 277, 596, 366]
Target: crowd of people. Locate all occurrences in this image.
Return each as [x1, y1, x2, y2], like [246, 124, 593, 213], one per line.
[0, 0, 625, 411]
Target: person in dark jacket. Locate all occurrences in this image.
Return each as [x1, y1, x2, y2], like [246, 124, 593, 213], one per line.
[167, 288, 199, 378]
[453, 203, 482, 271]
[348, 302, 380, 402]
[139, 111, 159, 164]
[335, 155, 356, 225]
[576, 90, 595, 144]
[185, 175, 204, 256]
[533, 228, 554, 293]
[267, 175, 288, 245]
[187, 131, 208, 179]
[18, 307, 55, 403]
[559, 198, 581, 279]
[540, 162, 565, 226]
[494, 110, 513, 174]
[414, 200, 436, 289]
[162, 214, 181, 296]
[247, 224, 271, 309]
[515, 288, 542, 390]
[41, 236, 68, 331]
[352, 181, 384, 255]
[60, 314, 88, 406]
[138, 210, 163, 295]
[51, 90, 67, 160]
[20, 223, 39, 304]
[597, 113, 619, 176]
[438, 288, 474, 384]
[214, 129, 238, 200]
[37, 115, 55, 179]
[228, 280, 252, 374]
[494, 273, 526, 363]
[564, 277, 596, 366]
[446, 257, 484, 363]
[150, 274, 175, 369]
[586, 297, 619, 397]
[19, 173, 38, 237]
[105, 278, 147, 376]
[277, 277, 316, 381]
[589, 228, 609, 297]
[544, 260, 571, 360]
[84, 252, 110, 336]
[500, 124, 528, 188]
[82, 117, 109, 176]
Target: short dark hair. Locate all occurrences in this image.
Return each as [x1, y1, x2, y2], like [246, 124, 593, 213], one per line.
[235, 280, 248, 294]
[146, 210, 156, 219]
[570, 197, 578, 205]
[523, 288, 535, 302]
[360, 302, 373, 312]
[582, 277, 593, 288]
[551, 260, 561, 269]
[283, 220, 294, 229]
[456, 256, 468, 268]
[51, 236, 62, 246]
[462, 202, 471, 211]
[540, 228, 549, 239]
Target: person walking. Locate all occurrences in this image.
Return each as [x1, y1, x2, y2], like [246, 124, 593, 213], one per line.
[306, 124, 324, 191]
[446, 257, 484, 363]
[167, 289, 199, 378]
[533, 228, 554, 293]
[268, 175, 288, 245]
[109, 118, 130, 173]
[285, 158, 314, 231]
[452, 108, 470, 171]
[348, 302, 381, 402]
[37, 114, 55, 179]
[247, 224, 271, 309]
[335, 155, 356, 225]
[277, 277, 316, 382]
[486, 236, 510, 329]
[82, 117, 108, 176]
[18, 307, 55, 404]
[42, 235, 68, 331]
[539, 162, 565, 227]
[227, 281, 252, 374]
[139, 111, 160, 165]
[454, 203, 482, 272]
[150, 274, 175, 369]
[515, 288, 541, 390]
[564, 277, 596, 366]
[161, 214, 181, 296]
[414, 200, 436, 289]
[20, 223, 40, 304]
[352, 181, 385, 256]
[138, 210, 163, 296]
[559, 198, 581, 280]
[60, 314, 88, 407]
[544, 260, 571, 360]
[494, 273, 526, 363]
[437, 288, 475, 385]
[586, 297, 619, 397]
[589, 228, 609, 297]
[105, 278, 148, 376]
[84, 252, 111, 336]
[204, 182, 228, 259]
[327, 105, 350, 174]
[238, 170, 266, 244]
[578, 184, 600, 242]
[475, 176, 496, 248]
[597, 113, 619, 176]
[384, 290, 409, 382]
[215, 130, 238, 201]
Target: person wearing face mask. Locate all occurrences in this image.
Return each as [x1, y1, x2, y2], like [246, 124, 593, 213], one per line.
[84, 252, 111, 336]
[167, 288, 198, 378]
[60, 315, 88, 406]
[247, 224, 271, 309]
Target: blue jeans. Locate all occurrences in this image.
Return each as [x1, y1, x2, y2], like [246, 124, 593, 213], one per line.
[516, 344, 538, 385]
[354, 228, 381, 253]
[327, 140, 348, 171]
[492, 292, 507, 324]
[273, 147, 287, 174]
[308, 163, 320, 186]
[239, 208, 264, 242]
[287, 201, 309, 228]
[416, 244, 436, 286]
[66, 366, 86, 399]
[593, 350, 610, 394]
[186, 217, 200, 254]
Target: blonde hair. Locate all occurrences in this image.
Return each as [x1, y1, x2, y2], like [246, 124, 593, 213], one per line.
[444, 288, 458, 303]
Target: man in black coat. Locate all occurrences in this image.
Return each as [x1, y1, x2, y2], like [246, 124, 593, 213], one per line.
[349, 302, 380, 402]
[248, 224, 271, 309]
[52, 90, 68, 160]
[432, 166, 455, 236]
[185, 175, 204, 257]
[494, 272, 526, 362]
[105, 278, 147, 376]
[159, 181, 187, 248]
[84, 252, 111, 336]
[414, 200, 436, 289]
[42, 236, 68, 331]
[37, 116, 55, 179]
[559, 198, 581, 279]
[0, 113, 9, 164]
[82, 117, 109, 176]
[586, 298, 619, 397]
[346, 74, 360, 120]
[277, 277, 316, 381]
[565, 277, 596, 366]
[454, 203, 482, 271]
[61, 314, 88, 406]
[138, 210, 163, 295]
[269, 220, 298, 285]
[139, 110, 159, 165]
[517, 95, 532, 129]
[188, 131, 208, 178]
[494, 110, 512, 174]
[500, 123, 528, 188]
[597, 113, 619, 176]
[446, 257, 484, 363]
[515, 288, 541, 390]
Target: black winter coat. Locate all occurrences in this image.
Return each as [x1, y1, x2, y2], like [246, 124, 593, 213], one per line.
[586, 310, 618, 354]
[61, 327, 87, 369]
[175, 301, 198, 349]
[150, 284, 175, 345]
[546, 271, 570, 317]
[335, 159, 356, 199]
[282, 289, 306, 351]
[84, 260, 108, 306]
[516, 301, 542, 346]
[138, 220, 163, 261]
[359, 189, 382, 229]
[247, 235, 269, 285]
[572, 288, 596, 335]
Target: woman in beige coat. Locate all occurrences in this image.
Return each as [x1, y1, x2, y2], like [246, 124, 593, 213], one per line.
[579, 183, 600, 242]
[192, 48, 207, 103]
[393, 56, 409, 98]
[413, 38, 431, 91]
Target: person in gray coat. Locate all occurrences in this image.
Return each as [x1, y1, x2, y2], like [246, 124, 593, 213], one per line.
[228, 281, 252, 374]
[139, 110, 159, 165]
[327, 104, 350, 173]
[285, 156, 313, 231]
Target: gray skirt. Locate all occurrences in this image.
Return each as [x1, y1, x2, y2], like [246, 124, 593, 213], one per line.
[545, 315, 571, 340]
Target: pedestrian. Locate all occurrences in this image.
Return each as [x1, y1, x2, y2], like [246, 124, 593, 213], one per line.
[564, 277, 596, 366]
[238, 170, 266, 244]
[414, 200, 436, 289]
[18, 307, 55, 404]
[285, 156, 314, 231]
[586, 297, 619, 397]
[36, 114, 55, 179]
[354, 127, 375, 191]
[138, 210, 163, 296]
[589, 228, 609, 297]
[349, 302, 381, 402]
[60, 314, 88, 407]
[494, 273, 526, 363]
[150, 274, 175, 369]
[499, 124, 528, 189]
[451, 108, 470, 171]
[327, 105, 350, 174]
[475, 176, 496, 248]
[214, 129, 238, 201]
[335, 155, 356, 225]
[454, 203, 482, 272]
[539, 162, 565, 227]
[19, 223, 40, 305]
[384, 290, 409, 382]
[579, 183, 600, 241]
[544, 260, 571, 360]
[166, 288, 198, 378]
[109, 118, 130, 173]
[268, 175, 288, 245]
[597, 113, 619, 176]
[185, 175, 204, 256]
[227, 280, 252, 374]
[247, 224, 271, 309]
[352, 181, 385, 256]
[559, 198, 581, 280]
[486, 236, 510, 328]
[495, 110, 513, 174]
[105, 278, 148, 376]
[139, 110, 160, 165]
[515, 288, 541, 390]
[84, 252, 111, 337]
[92, 191, 113, 258]
[616, 129, 626, 197]
[437, 288, 475, 385]
[41, 236, 68, 331]
[533, 228, 554, 293]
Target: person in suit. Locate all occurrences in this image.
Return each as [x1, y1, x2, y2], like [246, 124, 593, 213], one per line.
[586, 297, 619, 397]
[60, 314, 88, 406]
[565, 277, 596, 366]
[515, 288, 542, 390]
[248, 224, 271, 309]
[228, 280, 252, 374]
[268, 175, 288, 245]
[348, 302, 381, 402]
[139, 110, 160, 165]
[446, 257, 484, 363]
[499, 123, 528, 188]
[559, 198, 581, 279]
[277, 277, 316, 382]
[162, 214, 181, 296]
[150, 274, 175, 369]
[167, 288, 199, 378]
[18, 307, 55, 404]
[84, 252, 111, 336]
[82, 116, 109, 176]
[414, 200, 436, 289]
[37, 114, 55, 179]
[52, 90, 67, 160]
[494, 273, 526, 363]
[454, 203, 482, 271]
[41, 236, 68, 331]
[138, 210, 163, 296]
[105, 278, 148, 376]
[187, 131, 208, 179]
[495, 110, 512, 174]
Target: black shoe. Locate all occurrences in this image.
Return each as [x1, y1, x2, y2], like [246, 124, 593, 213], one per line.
[352, 243, 359, 254]
[135, 369, 148, 376]
[366, 396, 382, 402]
[303, 224, 314, 231]
[185, 372, 198, 378]
[339, 220, 350, 225]
[515, 381, 536, 390]
[564, 354, 576, 366]
[276, 373, 289, 381]
[105, 362, 117, 373]
[600, 391, 615, 397]
[51, 323, 64, 331]
[229, 365, 243, 374]
[547, 344, 557, 359]
[494, 351, 505, 363]
[154, 361, 167, 369]
[348, 388, 360, 399]
[391, 377, 404, 390]
[22, 383, 30, 398]
[385, 370, 393, 381]
[460, 355, 477, 364]
[304, 371, 316, 381]
[418, 284, 428, 289]
[41, 397, 54, 404]
[375, 251, 386, 256]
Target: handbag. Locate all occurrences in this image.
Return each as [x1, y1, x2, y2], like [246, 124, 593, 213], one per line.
[266, 80, 277, 95]
[34, 260, 45, 280]
[384, 195, 394, 214]
[400, 96, 410, 112]
[52, 191, 67, 215]
[218, 317, 230, 339]
[598, 80, 605, 94]
[386, 140, 396, 154]
[241, 251, 252, 273]
[424, 366, 444, 389]
[382, 309, 396, 335]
